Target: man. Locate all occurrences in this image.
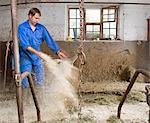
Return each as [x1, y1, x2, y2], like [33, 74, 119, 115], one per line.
[18, 8, 67, 88]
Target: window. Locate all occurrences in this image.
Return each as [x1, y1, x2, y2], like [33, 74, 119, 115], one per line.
[68, 6, 118, 40]
[85, 9, 100, 40]
[86, 9, 100, 23]
[86, 25, 100, 40]
[68, 8, 81, 39]
[102, 7, 118, 39]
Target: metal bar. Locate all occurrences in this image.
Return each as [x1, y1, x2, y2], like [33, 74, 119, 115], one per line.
[145, 85, 150, 123]
[3, 39, 10, 89]
[11, 0, 24, 122]
[21, 72, 41, 122]
[11, 1, 20, 73]
[149, 107, 150, 123]
[3, 30, 12, 90]
[117, 69, 150, 119]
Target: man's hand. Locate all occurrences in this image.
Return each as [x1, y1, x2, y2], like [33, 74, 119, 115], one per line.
[57, 50, 67, 59]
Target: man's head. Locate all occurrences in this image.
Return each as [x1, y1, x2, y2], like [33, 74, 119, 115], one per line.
[28, 8, 41, 26]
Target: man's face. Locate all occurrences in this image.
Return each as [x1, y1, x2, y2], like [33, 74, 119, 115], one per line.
[28, 13, 40, 26]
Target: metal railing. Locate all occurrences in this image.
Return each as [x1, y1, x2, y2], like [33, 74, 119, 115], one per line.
[21, 72, 41, 122]
[117, 69, 150, 119]
[11, 0, 41, 122]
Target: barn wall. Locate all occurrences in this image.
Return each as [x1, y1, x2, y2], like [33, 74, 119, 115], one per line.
[0, 40, 149, 89]
[0, 2, 150, 41]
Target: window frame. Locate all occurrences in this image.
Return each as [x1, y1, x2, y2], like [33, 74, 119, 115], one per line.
[85, 9, 101, 40]
[68, 8, 85, 39]
[68, 6, 119, 40]
[85, 23, 101, 40]
[101, 6, 119, 39]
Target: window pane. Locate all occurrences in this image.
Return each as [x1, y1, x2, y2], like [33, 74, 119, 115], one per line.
[103, 18, 108, 21]
[73, 28, 77, 39]
[77, 19, 80, 28]
[110, 29, 116, 39]
[70, 19, 76, 28]
[103, 9, 108, 15]
[103, 23, 109, 28]
[102, 7, 117, 39]
[77, 29, 80, 38]
[86, 9, 100, 23]
[110, 22, 116, 28]
[86, 32, 93, 39]
[70, 9, 76, 18]
[69, 29, 74, 38]
[103, 29, 109, 38]
[77, 9, 80, 18]
[109, 9, 115, 14]
[94, 25, 100, 31]
[103, 15, 108, 21]
[109, 14, 115, 19]
[108, 18, 115, 21]
[86, 25, 93, 31]
[93, 32, 100, 38]
[86, 31, 100, 39]
[103, 15, 108, 19]
[110, 29, 116, 36]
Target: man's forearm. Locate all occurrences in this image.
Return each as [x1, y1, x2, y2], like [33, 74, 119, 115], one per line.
[27, 46, 42, 59]
[27, 46, 67, 60]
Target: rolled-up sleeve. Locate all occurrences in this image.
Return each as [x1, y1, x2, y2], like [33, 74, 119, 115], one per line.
[18, 26, 30, 50]
[42, 26, 60, 54]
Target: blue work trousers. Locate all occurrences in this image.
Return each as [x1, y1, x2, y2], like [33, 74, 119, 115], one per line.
[21, 63, 45, 88]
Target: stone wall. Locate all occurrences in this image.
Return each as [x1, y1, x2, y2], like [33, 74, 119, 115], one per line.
[0, 40, 149, 89]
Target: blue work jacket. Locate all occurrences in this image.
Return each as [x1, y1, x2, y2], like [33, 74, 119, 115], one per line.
[18, 20, 60, 66]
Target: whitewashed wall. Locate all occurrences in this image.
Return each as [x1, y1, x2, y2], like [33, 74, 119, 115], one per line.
[0, 6, 11, 41]
[0, 2, 150, 41]
[0, 3, 66, 41]
[119, 4, 150, 41]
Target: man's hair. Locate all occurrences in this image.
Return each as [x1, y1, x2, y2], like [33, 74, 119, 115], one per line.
[28, 8, 41, 16]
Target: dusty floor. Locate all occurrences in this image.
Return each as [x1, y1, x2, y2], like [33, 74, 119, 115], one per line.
[0, 45, 149, 122]
[0, 81, 149, 123]
[79, 81, 148, 123]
